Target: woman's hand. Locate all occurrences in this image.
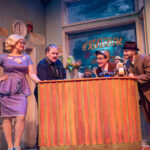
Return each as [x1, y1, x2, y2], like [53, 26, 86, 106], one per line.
[0, 75, 9, 82]
[28, 65, 41, 83]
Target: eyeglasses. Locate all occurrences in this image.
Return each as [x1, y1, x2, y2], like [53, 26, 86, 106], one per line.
[97, 57, 105, 60]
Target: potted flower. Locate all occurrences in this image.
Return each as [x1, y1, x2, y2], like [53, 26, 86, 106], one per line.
[66, 56, 82, 79]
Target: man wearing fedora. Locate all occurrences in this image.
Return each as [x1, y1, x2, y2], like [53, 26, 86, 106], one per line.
[123, 41, 150, 121]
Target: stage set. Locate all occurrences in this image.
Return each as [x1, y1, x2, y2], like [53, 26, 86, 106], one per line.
[0, 0, 150, 150]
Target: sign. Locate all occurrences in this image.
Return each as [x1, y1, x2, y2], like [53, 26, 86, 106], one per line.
[0, 27, 8, 37]
[82, 37, 122, 51]
[29, 33, 45, 45]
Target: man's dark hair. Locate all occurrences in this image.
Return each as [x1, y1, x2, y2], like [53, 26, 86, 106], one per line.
[45, 44, 58, 54]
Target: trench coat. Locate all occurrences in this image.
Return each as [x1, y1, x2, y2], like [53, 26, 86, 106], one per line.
[126, 54, 150, 121]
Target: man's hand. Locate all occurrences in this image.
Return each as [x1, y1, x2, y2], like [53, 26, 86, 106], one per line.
[0, 75, 9, 82]
[129, 73, 136, 78]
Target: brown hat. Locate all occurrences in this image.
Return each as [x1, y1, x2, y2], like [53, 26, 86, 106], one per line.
[115, 56, 123, 61]
[122, 41, 139, 51]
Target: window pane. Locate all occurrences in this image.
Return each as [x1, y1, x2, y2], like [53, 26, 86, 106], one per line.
[67, 0, 135, 24]
[68, 24, 136, 70]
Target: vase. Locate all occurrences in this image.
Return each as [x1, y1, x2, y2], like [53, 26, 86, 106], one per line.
[67, 69, 78, 79]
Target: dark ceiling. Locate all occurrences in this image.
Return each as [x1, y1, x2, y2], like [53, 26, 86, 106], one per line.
[41, 0, 52, 3]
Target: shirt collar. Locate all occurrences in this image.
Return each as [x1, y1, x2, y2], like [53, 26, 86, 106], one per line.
[101, 63, 108, 72]
[131, 58, 135, 65]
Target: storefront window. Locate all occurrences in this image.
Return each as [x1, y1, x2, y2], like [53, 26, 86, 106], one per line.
[66, 0, 135, 24]
[68, 24, 136, 69]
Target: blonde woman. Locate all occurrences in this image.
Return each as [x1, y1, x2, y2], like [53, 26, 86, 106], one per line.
[0, 34, 40, 150]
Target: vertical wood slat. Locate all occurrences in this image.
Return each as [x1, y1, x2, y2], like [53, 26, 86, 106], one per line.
[74, 81, 79, 145]
[82, 81, 91, 144]
[107, 79, 117, 144]
[133, 80, 141, 142]
[57, 82, 65, 145]
[130, 80, 138, 142]
[114, 80, 123, 143]
[39, 84, 46, 147]
[45, 83, 52, 146]
[64, 82, 71, 145]
[135, 81, 142, 142]
[38, 78, 141, 147]
[69, 81, 77, 145]
[118, 79, 124, 143]
[120, 79, 130, 143]
[88, 80, 97, 144]
[100, 80, 111, 144]
[51, 83, 58, 146]
[126, 80, 135, 142]
[94, 80, 103, 144]
[76, 81, 84, 145]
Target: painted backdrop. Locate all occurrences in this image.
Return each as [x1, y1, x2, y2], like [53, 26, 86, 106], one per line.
[68, 24, 136, 70]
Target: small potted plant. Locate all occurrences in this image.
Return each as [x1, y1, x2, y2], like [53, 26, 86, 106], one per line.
[66, 56, 82, 79]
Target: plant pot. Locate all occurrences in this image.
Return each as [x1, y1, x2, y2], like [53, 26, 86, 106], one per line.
[67, 69, 78, 79]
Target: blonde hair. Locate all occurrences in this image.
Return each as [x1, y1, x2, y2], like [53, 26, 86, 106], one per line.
[5, 34, 25, 51]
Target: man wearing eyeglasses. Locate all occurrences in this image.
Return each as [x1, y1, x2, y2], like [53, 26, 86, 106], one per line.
[95, 50, 116, 77]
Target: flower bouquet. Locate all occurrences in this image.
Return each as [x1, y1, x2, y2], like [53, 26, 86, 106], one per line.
[66, 56, 82, 79]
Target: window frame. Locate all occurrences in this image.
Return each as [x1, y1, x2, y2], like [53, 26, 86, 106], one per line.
[61, 0, 145, 64]
[62, 0, 138, 26]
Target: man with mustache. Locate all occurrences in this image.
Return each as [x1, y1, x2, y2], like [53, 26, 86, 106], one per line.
[34, 44, 66, 99]
[123, 41, 150, 121]
[37, 44, 66, 80]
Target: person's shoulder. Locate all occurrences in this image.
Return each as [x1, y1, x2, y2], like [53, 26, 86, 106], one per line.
[0, 54, 7, 65]
[137, 54, 150, 61]
[23, 53, 31, 59]
[56, 59, 63, 63]
[96, 67, 101, 75]
[38, 58, 47, 66]
[0, 54, 7, 59]
[0, 54, 7, 57]
[23, 53, 29, 57]
[55, 59, 63, 65]
[125, 59, 130, 67]
[109, 62, 116, 68]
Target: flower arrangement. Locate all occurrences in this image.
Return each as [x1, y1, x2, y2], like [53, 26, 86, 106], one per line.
[66, 56, 82, 72]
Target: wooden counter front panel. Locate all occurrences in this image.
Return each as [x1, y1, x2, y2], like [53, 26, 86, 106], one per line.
[38, 78, 141, 147]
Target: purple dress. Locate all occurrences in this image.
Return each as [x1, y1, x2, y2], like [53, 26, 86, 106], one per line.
[0, 54, 33, 117]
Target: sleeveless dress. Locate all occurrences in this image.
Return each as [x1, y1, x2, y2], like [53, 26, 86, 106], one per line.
[0, 54, 33, 117]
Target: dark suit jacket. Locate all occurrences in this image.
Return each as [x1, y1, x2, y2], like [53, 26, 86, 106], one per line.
[34, 57, 66, 100]
[37, 57, 66, 80]
[126, 54, 150, 102]
[96, 62, 116, 77]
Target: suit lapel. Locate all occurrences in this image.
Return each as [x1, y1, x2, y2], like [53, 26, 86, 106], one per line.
[134, 54, 138, 70]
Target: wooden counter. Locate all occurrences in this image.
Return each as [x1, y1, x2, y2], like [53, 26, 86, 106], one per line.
[38, 77, 142, 150]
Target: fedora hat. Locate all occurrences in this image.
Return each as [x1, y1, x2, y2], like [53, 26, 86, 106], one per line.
[122, 41, 139, 51]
